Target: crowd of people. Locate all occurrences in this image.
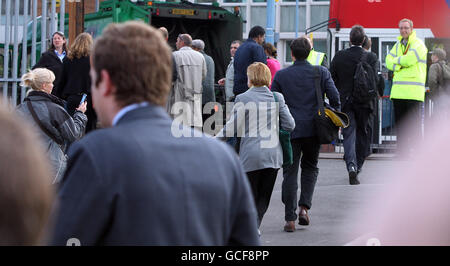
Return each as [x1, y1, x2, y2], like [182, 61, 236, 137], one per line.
[0, 16, 448, 245]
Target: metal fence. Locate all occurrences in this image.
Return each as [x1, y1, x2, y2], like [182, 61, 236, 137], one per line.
[0, 0, 65, 105]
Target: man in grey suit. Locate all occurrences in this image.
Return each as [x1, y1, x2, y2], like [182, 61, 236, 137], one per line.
[49, 21, 259, 246]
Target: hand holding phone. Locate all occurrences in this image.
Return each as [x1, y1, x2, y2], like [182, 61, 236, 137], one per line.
[79, 93, 87, 106]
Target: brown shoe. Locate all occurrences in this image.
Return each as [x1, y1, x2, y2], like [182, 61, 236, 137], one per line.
[284, 221, 295, 232]
[298, 206, 310, 226]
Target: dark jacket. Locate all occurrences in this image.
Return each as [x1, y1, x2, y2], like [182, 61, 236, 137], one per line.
[32, 50, 64, 95]
[57, 56, 91, 99]
[16, 91, 87, 183]
[271, 60, 341, 139]
[330, 46, 378, 110]
[233, 39, 267, 96]
[50, 105, 260, 246]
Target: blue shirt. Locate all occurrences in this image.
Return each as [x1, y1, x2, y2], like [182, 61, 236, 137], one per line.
[112, 102, 150, 126]
[54, 50, 66, 62]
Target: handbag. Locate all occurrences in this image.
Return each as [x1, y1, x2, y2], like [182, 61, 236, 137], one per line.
[272, 92, 293, 168]
[313, 67, 349, 144]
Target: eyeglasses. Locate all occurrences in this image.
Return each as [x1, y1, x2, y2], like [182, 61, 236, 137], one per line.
[53, 31, 65, 37]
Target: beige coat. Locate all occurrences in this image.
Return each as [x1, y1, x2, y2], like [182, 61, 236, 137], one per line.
[168, 46, 207, 128]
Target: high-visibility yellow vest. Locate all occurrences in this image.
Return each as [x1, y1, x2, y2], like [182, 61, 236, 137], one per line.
[385, 31, 428, 102]
[307, 50, 325, 66]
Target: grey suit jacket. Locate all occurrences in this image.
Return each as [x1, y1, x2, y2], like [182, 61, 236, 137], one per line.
[50, 104, 259, 246]
[217, 86, 295, 172]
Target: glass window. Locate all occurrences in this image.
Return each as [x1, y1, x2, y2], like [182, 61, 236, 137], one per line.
[252, 0, 267, 2]
[223, 0, 247, 3]
[280, 6, 306, 32]
[282, 0, 306, 2]
[313, 38, 328, 56]
[310, 5, 330, 32]
[195, 0, 215, 3]
[250, 6, 266, 29]
[286, 40, 293, 62]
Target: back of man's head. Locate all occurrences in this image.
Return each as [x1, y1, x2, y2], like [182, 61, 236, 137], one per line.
[290, 37, 311, 61]
[92, 21, 172, 107]
[179, 34, 192, 47]
[158, 27, 169, 41]
[191, 39, 205, 51]
[350, 25, 366, 46]
[248, 26, 265, 39]
[362, 34, 372, 51]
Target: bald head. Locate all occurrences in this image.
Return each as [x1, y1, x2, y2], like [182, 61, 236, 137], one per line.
[158, 27, 168, 41]
[176, 33, 192, 50]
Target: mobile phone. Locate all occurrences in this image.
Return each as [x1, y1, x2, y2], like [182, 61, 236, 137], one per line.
[79, 93, 87, 105]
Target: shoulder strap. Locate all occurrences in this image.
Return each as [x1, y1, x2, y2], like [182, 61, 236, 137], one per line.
[25, 99, 64, 146]
[314, 66, 325, 117]
[272, 92, 278, 102]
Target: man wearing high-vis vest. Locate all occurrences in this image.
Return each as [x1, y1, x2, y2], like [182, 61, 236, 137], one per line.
[385, 18, 427, 156]
[306, 37, 328, 68]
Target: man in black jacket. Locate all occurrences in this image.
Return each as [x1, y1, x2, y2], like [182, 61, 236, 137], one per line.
[330, 25, 378, 185]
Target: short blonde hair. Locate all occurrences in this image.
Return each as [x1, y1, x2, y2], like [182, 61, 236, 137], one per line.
[399, 18, 413, 28]
[20, 68, 55, 91]
[247, 62, 271, 87]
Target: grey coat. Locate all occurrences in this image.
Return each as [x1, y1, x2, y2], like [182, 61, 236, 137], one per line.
[217, 86, 295, 172]
[16, 91, 87, 183]
[201, 51, 216, 104]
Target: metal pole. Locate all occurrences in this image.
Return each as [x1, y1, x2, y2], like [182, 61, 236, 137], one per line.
[295, 0, 299, 38]
[266, 0, 275, 44]
[60, 0, 66, 33]
[22, 0, 30, 102]
[51, 0, 57, 35]
[42, 0, 48, 52]
[32, 0, 37, 66]
[2, 0, 11, 102]
[95, 0, 100, 12]
[12, 0, 21, 105]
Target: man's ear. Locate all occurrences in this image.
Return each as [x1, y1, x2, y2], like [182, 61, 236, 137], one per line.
[100, 69, 115, 96]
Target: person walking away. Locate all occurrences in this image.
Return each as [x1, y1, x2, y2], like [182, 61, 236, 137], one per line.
[330, 25, 378, 185]
[168, 34, 207, 130]
[192, 39, 216, 131]
[233, 26, 267, 96]
[263, 42, 281, 88]
[58, 32, 96, 132]
[16, 68, 87, 184]
[385, 18, 428, 158]
[272, 37, 340, 232]
[217, 62, 295, 231]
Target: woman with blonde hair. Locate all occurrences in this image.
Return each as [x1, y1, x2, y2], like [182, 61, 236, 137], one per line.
[16, 68, 87, 184]
[216, 62, 295, 231]
[58, 32, 96, 132]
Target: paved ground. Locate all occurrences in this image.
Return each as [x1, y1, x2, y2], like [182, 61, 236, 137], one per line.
[259, 153, 402, 246]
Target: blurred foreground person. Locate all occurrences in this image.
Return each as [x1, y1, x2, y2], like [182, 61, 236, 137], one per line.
[16, 68, 87, 184]
[50, 21, 259, 246]
[347, 111, 450, 246]
[0, 103, 54, 245]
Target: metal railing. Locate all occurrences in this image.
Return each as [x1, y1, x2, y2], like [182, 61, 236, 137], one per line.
[1, 0, 64, 105]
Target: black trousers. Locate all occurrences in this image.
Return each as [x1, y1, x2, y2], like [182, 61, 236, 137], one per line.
[341, 106, 372, 171]
[246, 168, 279, 228]
[282, 137, 320, 222]
[392, 99, 422, 154]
